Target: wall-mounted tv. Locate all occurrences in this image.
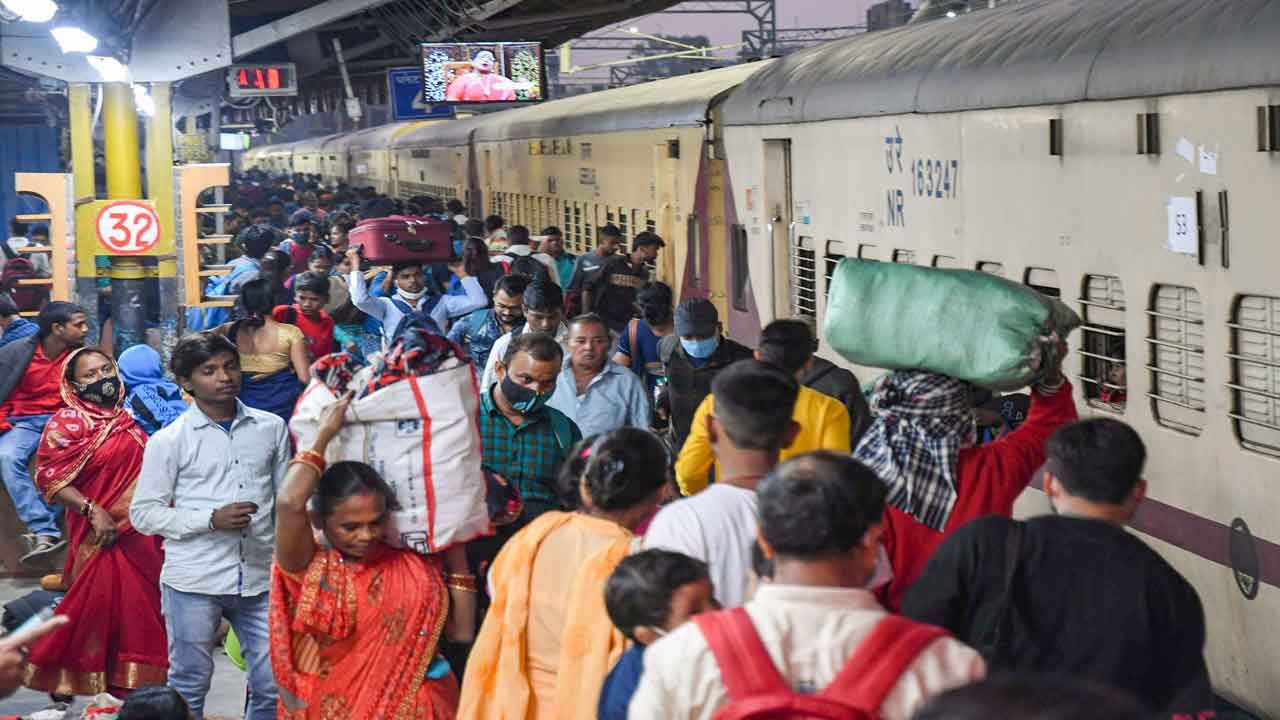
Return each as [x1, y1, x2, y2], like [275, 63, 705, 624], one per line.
[420, 42, 544, 104]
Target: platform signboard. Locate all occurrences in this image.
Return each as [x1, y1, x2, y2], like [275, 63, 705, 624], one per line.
[94, 201, 162, 255]
[388, 67, 456, 122]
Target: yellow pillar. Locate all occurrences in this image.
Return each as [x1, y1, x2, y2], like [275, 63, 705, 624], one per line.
[102, 82, 142, 200]
[67, 84, 94, 202]
[145, 82, 176, 280]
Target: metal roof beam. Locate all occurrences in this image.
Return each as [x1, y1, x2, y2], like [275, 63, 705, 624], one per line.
[232, 0, 398, 59]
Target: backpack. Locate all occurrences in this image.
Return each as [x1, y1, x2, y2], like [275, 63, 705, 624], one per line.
[694, 609, 948, 720]
[389, 296, 443, 339]
[508, 255, 551, 284]
[184, 261, 258, 332]
[1, 256, 45, 311]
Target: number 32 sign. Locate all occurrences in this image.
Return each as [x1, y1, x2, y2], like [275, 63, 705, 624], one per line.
[95, 201, 161, 255]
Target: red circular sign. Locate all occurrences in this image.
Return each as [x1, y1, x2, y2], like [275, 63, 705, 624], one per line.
[95, 201, 162, 255]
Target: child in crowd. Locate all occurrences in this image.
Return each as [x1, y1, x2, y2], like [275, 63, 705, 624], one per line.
[598, 550, 719, 720]
[272, 271, 336, 360]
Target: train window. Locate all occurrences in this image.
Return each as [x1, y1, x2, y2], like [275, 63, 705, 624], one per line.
[563, 203, 572, 249]
[790, 235, 817, 318]
[824, 240, 847, 302]
[618, 207, 629, 242]
[643, 212, 657, 275]
[1228, 295, 1280, 457]
[606, 208, 615, 225]
[932, 255, 957, 268]
[977, 261, 1004, 276]
[1257, 105, 1280, 152]
[572, 202, 583, 253]
[1024, 267, 1060, 298]
[687, 213, 702, 289]
[731, 224, 749, 312]
[1148, 284, 1206, 435]
[584, 205, 595, 253]
[419, 171, 425, 182]
[857, 244, 880, 261]
[1136, 112, 1161, 155]
[892, 249, 915, 264]
[1049, 118, 1064, 157]
[1080, 275, 1127, 412]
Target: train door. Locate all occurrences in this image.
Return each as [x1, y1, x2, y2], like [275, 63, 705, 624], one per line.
[484, 149, 494, 216]
[654, 139, 679, 285]
[389, 150, 400, 197]
[763, 139, 793, 320]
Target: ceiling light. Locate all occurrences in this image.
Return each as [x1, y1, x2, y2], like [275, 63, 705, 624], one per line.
[0, 0, 58, 23]
[50, 25, 97, 53]
[133, 84, 154, 117]
[945, 10, 958, 17]
[86, 54, 128, 82]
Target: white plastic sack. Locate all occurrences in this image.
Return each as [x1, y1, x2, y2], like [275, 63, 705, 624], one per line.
[290, 360, 490, 554]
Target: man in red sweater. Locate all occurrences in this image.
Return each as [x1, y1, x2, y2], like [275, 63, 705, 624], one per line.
[855, 343, 1076, 610]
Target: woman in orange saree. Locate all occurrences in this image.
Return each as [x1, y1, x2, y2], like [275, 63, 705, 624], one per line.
[459, 428, 670, 720]
[25, 347, 167, 697]
[270, 392, 459, 719]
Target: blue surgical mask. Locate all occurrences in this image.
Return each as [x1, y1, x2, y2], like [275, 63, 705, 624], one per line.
[681, 336, 719, 359]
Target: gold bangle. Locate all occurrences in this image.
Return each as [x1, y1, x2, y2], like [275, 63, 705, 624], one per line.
[288, 457, 324, 476]
[446, 582, 479, 594]
[443, 572, 478, 593]
[292, 450, 327, 474]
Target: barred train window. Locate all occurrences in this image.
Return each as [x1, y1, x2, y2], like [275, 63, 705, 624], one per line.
[731, 224, 749, 312]
[1229, 295, 1280, 456]
[618, 207, 629, 243]
[1079, 275, 1127, 412]
[1148, 284, 1206, 434]
[687, 213, 701, 289]
[572, 203, 582, 253]
[932, 255, 957, 268]
[644, 212, 657, 276]
[892, 249, 916, 264]
[584, 205, 595, 254]
[789, 235, 817, 318]
[857, 244, 880, 261]
[977, 261, 1004, 276]
[563, 203, 572, 250]
[824, 240, 847, 302]
[1024, 268, 1060, 298]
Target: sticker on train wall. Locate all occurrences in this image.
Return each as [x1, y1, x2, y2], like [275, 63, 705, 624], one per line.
[1166, 196, 1197, 255]
[1198, 147, 1218, 175]
[95, 201, 161, 255]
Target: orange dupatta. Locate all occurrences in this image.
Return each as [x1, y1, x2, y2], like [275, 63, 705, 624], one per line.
[458, 511, 632, 720]
[269, 545, 455, 720]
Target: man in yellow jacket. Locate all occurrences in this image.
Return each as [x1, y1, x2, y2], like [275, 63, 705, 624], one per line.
[674, 319, 851, 495]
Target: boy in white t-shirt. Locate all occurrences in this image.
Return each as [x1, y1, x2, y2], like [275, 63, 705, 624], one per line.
[643, 360, 799, 607]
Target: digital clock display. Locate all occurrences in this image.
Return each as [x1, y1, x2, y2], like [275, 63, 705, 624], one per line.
[227, 63, 297, 97]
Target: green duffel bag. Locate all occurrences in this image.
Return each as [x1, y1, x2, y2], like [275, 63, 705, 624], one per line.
[823, 259, 1080, 391]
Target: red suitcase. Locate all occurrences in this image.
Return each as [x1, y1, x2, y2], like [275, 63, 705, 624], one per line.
[349, 215, 453, 264]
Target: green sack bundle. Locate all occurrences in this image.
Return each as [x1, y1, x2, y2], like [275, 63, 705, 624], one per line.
[823, 259, 1081, 391]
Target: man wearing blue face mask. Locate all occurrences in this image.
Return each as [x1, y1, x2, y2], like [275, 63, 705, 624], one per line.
[659, 298, 753, 453]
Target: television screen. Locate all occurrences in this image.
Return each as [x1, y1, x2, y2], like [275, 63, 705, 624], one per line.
[219, 132, 248, 151]
[420, 42, 544, 104]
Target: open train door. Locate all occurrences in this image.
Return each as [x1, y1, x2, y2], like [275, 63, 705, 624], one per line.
[762, 139, 793, 323]
[653, 139, 680, 288]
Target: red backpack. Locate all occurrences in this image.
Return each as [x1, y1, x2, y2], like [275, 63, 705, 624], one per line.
[1, 257, 45, 312]
[694, 609, 949, 720]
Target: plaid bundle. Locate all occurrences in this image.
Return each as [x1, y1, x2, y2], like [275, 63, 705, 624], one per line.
[854, 369, 977, 531]
[311, 321, 467, 399]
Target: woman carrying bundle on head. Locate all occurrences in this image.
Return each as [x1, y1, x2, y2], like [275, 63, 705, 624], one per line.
[458, 428, 671, 720]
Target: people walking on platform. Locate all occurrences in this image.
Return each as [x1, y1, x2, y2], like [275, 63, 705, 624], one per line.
[581, 231, 664, 335]
[613, 281, 674, 402]
[629, 452, 985, 719]
[903, 418, 1213, 715]
[131, 333, 287, 720]
[0, 301, 88, 564]
[645, 360, 799, 608]
[346, 247, 486, 346]
[118, 344, 190, 436]
[480, 280, 569, 391]
[0, 293, 37, 348]
[25, 347, 168, 698]
[567, 224, 621, 290]
[493, 225, 558, 285]
[272, 271, 336, 361]
[459, 428, 669, 720]
[855, 343, 1076, 611]
[271, 395, 459, 719]
[216, 278, 309, 423]
[280, 210, 321, 275]
[448, 274, 529, 369]
[598, 550, 719, 720]
[675, 319, 851, 496]
[548, 314, 649, 438]
[659, 298, 753, 453]
[538, 226, 575, 288]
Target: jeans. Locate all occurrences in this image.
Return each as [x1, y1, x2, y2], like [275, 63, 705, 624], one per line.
[0, 414, 59, 536]
[161, 585, 277, 720]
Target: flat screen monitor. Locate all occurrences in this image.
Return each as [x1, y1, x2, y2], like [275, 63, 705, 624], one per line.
[219, 132, 248, 151]
[420, 42, 544, 104]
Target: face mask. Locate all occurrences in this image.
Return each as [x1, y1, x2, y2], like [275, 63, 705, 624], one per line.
[681, 336, 719, 360]
[397, 287, 427, 303]
[501, 374, 550, 414]
[291, 231, 309, 243]
[75, 375, 121, 407]
[864, 543, 894, 591]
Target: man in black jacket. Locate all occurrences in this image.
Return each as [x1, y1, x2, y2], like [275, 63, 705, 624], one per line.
[658, 299, 753, 452]
[792, 315, 873, 447]
[0, 302, 89, 564]
[902, 418, 1212, 716]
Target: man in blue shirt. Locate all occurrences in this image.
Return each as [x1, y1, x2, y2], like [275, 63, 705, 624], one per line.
[448, 274, 528, 369]
[549, 314, 649, 437]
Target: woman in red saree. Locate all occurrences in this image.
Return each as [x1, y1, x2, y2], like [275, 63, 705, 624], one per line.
[25, 346, 167, 696]
[270, 392, 459, 719]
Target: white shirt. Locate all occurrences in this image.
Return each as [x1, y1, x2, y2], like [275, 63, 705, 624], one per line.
[480, 321, 570, 392]
[644, 484, 759, 608]
[130, 401, 289, 597]
[629, 584, 985, 720]
[492, 244, 561, 286]
[348, 268, 486, 346]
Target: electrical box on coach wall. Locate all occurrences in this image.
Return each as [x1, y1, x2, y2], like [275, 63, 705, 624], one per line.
[74, 199, 170, 263]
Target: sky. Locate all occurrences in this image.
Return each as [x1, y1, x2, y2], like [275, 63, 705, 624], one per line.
[564, 0, 881, 83]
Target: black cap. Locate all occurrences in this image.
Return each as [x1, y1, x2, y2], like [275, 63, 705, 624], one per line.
[675, 298, 718, 337]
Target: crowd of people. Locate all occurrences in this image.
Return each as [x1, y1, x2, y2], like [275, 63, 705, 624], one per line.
[0, 171, 1212, 720]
